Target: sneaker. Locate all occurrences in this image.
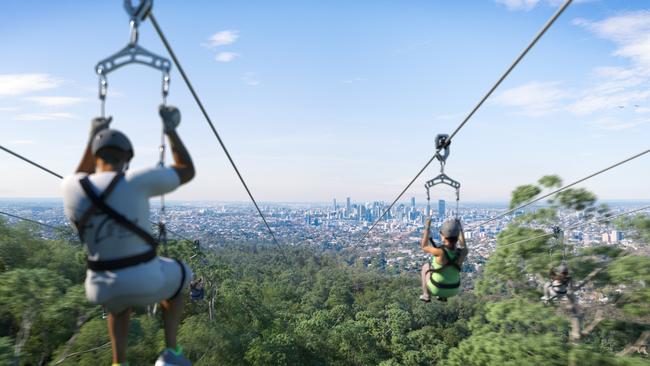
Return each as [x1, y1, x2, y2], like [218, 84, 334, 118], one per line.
[419, 295, 431, 303]
[155, 348, 192, 366]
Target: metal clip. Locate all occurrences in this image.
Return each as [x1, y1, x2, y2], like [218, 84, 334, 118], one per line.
[162, 71, 170, 104]
[98, 72, 108, 117]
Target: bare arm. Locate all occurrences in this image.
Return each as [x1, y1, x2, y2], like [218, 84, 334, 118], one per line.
[76, 117, 112, 174]
[75, 143, 96, 174]
[421, 218, 443, 256]
[167, 130, 195, 184]
[455, 225, 469, 266]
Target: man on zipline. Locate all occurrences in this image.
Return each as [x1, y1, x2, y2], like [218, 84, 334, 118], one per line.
[419, 218, 468, 302]
[62, 106, 194, 366]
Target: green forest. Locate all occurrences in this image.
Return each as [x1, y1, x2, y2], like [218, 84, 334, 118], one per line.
[1, 176, 649, 366]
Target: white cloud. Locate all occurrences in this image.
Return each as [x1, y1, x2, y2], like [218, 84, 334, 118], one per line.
[567, 89, 650, 115]
[575, 11, 650, 70]
[0, 74, 63, 97]
[24, 96, 84, 107]
[241, 72, 260, 87]
[493, 81, 570, 116]
[9, 140, 35, 145]
[0, 107, 18, 112]
[215, 52, 240, 63]
[588, 116, 649, 131]
[203, 30, 239, 48]
[342, 77, 365, 84]
[498, 12, 650, 123]
[496, 0, 591, 11]
[15, 112, 76, 121]
[495, 0, 541, 11]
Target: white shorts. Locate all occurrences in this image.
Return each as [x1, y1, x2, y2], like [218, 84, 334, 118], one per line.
[85, 256, 192, 313]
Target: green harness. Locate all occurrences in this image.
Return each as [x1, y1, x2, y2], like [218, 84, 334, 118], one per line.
[426, 246, 461, 298]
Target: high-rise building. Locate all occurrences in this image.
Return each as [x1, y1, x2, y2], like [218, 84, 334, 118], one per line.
[333, 198, 337, 210]
[410, 197, 416, 208]
[346, 197, 351, 218]
[438, 199, 446, 219]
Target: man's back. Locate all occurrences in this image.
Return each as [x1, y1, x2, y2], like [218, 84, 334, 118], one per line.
[62, 167, 180, 261]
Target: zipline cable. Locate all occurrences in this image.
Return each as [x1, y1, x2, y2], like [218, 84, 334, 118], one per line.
[0, 148, 197, 243]
[0, 209, 60, 230]
[0, 145, 63, 179]
[358, 0, 574, 244]
[497, 205, 650, 249]
[468, 148, 650, 230]
[147, 12, 284, 255]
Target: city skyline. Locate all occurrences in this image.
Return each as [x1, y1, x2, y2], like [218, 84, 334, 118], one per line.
[1, 1, 649, 202]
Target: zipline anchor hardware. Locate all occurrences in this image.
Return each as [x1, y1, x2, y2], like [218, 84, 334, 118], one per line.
[425, 134, 461, 218]
[94, 0, 171, 118]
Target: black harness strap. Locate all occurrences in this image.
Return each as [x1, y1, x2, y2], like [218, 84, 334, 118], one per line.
[428, 247, 461, 273]
[426, 247, 462, 290]
[79, 175, 159, 271]
[170, 259, 186, 300]
[75, 173, 124, 241]
[429, 277, 461, 289]
[79, 176, 158, 247]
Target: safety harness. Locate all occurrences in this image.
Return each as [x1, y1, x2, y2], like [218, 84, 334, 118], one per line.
[75, 173, 158, 271]
[426, 243, 461, 289]
[75, 173, 186, 299]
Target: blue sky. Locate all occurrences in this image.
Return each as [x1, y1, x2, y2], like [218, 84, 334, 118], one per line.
[0, 0, 649, 203]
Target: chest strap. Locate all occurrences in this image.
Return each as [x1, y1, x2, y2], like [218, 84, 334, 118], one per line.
[78, 174, 159, 271]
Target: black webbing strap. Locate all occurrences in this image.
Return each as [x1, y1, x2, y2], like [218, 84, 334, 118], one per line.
[87, 249, 157, 271]
[75, 173, 124, 241]
[170, 259, 187, 300]
[426, 247, 462, 289]
[429, 277, 461, 289]
[79, 176, 158, 248]
[429, 248, 461, 273]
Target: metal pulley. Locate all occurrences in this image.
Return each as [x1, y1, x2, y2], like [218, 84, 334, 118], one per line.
[425, 133, 461, 218]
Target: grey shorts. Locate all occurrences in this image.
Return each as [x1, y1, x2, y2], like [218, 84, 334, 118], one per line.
[85, 256, 193, 313]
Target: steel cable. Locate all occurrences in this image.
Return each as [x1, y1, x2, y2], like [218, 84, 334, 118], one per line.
[148, 13, 285, 257]
[358, 0, 574, 244]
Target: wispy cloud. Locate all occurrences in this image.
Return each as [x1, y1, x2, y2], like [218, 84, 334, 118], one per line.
[342, 77, 365, 84]
[574, 11, 650, 70]
[493, 81, 570, 116]
[24, 96, 84, 107]
[588, 116, 650, 131]
[215, 52, 240, 63]
[495, 0, 591, 11]
[202, 30, 239, 48]
[8, 139, 35, 145]
[0, 106, 19, 112]
[495, 0, 543, 11]
[241, 72, 260, 87]
[495, 11, 650, 127]
[15, 112, 76, 121]
[0, 74, 63, 97]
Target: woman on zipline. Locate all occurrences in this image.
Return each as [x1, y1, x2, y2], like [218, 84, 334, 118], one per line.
[419, 218, 468, 302]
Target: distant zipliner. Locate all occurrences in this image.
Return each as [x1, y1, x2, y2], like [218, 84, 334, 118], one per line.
[541, 228, 572, 303]
[189, 277, 205, 301]
[419, 135, 468, 303]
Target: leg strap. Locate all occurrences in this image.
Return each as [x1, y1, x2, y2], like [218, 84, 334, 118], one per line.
[170, 259, 186, 300]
